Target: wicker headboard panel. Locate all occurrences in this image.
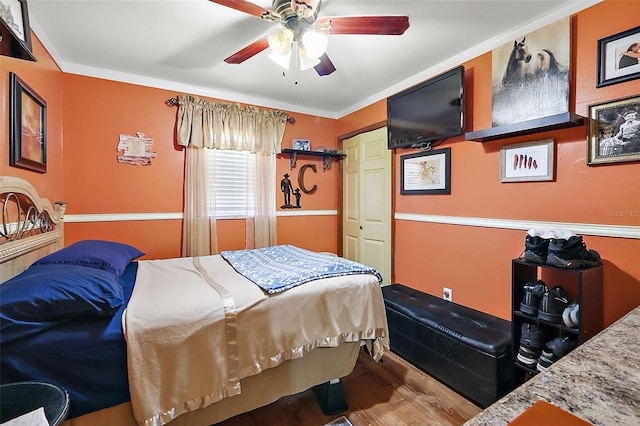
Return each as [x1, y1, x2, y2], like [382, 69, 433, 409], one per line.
[0, 176, 66, 282]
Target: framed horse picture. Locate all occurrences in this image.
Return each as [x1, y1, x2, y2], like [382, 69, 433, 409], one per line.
[491, 18, 570, 127]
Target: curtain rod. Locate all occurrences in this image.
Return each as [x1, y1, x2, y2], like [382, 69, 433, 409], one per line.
[164, 96, 295, 124]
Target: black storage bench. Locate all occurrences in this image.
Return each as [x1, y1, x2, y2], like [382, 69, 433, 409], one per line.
[382, 283, 512, 408]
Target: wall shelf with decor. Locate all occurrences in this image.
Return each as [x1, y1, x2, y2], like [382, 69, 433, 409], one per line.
[465, 112, 584, 142]
[0, 0, 37, 62]
[281, 149, 346, 172]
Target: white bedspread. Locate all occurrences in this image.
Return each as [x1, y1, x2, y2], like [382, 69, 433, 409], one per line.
[123, 255, 389, 426]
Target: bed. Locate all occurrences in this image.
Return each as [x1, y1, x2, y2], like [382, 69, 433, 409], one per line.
[0, 176, 390, 426]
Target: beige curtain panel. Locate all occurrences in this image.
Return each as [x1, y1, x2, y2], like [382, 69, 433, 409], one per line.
[176, 95, 287, 257]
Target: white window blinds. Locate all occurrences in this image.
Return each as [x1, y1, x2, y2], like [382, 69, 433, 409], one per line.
[207, 149, 256, 219]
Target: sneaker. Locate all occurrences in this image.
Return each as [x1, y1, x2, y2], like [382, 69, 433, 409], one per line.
[524, 234, 549, 264]
[516, 345, 540, 368]
[536, 348, 557, 371]
[546, 235, 601, 268]
[570, 304, 580, 327]
[562, 301, 579, 328]
[538, 286, 569, 324]
[520, 280, 547, 316]
[545, 336, 577, 359]
[520, 323, 544, 349]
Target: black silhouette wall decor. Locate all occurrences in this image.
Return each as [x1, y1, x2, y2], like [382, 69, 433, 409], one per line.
[280, 173, 301, 209]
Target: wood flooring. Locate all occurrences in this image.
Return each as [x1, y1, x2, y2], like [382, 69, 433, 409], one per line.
[216, 349, 482, 425]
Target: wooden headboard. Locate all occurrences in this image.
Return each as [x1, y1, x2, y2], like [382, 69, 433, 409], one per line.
[0, 176, 66, 282]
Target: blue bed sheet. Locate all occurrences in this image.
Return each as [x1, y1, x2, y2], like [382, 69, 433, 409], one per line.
[0, 262, 137, 419]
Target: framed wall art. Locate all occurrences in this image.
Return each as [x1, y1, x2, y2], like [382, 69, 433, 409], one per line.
[596, 25, 640, 88]
[500, 139, 554, 182]
[400, 147, 451, 195]
[292, 138, 310, 151]
[587, 95, 640, 166]
[491, 18, 570, 127]
[9, 72, 47, 173]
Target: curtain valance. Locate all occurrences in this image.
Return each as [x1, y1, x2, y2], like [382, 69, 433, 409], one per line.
[176, 94, 288, 154]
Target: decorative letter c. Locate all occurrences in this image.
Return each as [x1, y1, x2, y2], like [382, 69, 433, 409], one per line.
[298, 164, 317, 194]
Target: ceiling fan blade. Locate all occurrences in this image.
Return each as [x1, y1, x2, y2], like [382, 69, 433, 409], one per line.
[209, 0, 279, 20]
[316, 16, 410, 35]
[314, 53, 336, 76]
[224, 37, 269, 64]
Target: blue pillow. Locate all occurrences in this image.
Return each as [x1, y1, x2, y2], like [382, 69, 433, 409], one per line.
[0, 264, 125, 344]
[32, 240, 144, 277]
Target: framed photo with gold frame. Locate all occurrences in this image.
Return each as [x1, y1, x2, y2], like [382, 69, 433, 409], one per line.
[9, 72, 47, 173]
[587, 95, 640, 166]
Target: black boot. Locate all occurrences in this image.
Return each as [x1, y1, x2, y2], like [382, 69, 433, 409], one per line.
[524, 235, 548, 264]
[546, 236, 601, 268]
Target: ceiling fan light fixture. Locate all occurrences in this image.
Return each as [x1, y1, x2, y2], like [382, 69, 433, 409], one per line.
[301, 30, 327, 59]
[268, 28, 294, 55]
[268, 50, 292, 69]
[299, 46, 320, 70]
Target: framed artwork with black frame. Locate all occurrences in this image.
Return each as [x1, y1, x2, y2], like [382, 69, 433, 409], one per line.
[9, 72, 47, 173]
[596, 25, 640, 88]
[587, 95, 640, 166]
[400, 147, 451, 195]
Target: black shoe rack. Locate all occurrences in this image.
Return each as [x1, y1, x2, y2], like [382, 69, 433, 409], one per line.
[511, 258, 603, 386]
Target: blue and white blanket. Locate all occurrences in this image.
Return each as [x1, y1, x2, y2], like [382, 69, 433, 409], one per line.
[220, 245, 383, 294]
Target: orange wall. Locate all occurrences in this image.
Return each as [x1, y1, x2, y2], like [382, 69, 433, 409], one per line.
[0, 34, 63, 198]
[59, 74, 341, 258]
[338, 0, 640, 326]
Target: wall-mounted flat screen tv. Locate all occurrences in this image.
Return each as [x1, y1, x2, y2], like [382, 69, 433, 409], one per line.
[387, 66, 464, 150]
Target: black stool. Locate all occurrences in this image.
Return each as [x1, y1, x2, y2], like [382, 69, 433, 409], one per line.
[0, 381, 70, 426]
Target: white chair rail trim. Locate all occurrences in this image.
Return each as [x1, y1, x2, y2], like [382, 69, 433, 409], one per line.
[64, 210, 339, 223]
[395, 213, 640, 240]
[62, 212, 638, 239]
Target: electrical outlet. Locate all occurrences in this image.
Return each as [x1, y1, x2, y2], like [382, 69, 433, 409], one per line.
[443, 287, 452, 301]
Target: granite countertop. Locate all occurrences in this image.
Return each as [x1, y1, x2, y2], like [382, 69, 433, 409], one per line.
[465, 305, 640, 426]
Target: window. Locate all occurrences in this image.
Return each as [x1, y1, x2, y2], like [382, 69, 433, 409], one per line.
[206, 149, 256, 219]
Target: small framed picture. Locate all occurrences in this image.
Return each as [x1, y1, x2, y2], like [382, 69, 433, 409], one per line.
[596, 25, 640, 88]
[292, 139, 310, 151]
[500, 139, 554, 182]
[587, 95, 640, 166]
[9, 72, 47, 173]
[400, 147, 451, 195]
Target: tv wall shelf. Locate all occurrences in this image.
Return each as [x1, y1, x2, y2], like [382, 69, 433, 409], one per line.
[465, 112, 584, 142]
[281, 149, 346, 172]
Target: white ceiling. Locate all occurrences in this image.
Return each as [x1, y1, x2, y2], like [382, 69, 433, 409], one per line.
[28, 0, 601, 119]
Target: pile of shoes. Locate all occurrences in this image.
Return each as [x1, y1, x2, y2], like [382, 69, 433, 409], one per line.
[517, 280, 580, 372]
[523, 227, 601, 268]
[521, 280, 573, 324]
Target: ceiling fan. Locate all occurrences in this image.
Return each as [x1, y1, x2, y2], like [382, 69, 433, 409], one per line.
[210, 0, 410, 76]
